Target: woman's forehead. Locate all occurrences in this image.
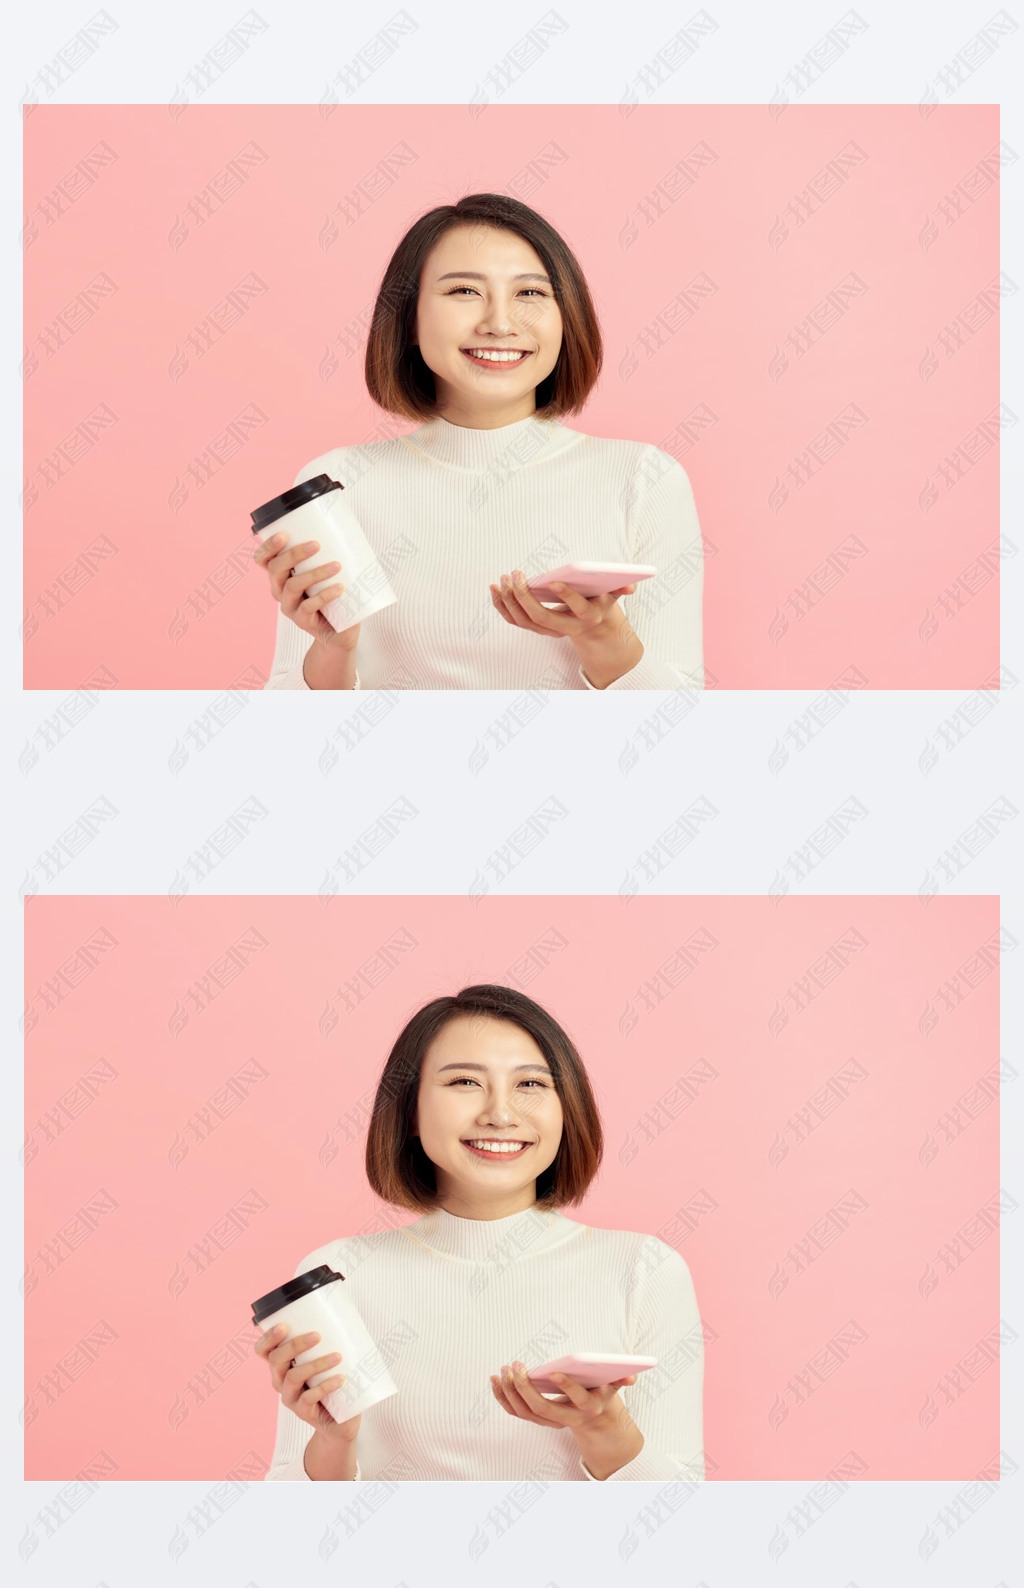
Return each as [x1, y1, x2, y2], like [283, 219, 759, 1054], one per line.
[423, 1014, 548, 1067]
[423, 224, 546, 274]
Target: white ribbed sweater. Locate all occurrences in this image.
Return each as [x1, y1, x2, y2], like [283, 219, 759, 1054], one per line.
[262, 414, 704, 690]
[264, 1206, 704, 1482]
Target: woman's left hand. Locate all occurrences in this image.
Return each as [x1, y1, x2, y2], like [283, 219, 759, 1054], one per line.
[489, 570, 636, 642]
[490, 1360, 637, 1433]
[490, 570, 645, 687]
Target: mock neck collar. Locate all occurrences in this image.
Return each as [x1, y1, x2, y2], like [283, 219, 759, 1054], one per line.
[401, 1204, 573, 1261]
[401, 412, 582, 472]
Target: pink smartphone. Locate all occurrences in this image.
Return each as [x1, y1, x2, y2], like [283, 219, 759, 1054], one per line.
[525, 562, 657, 603]
[527, 1353, 658, 1394]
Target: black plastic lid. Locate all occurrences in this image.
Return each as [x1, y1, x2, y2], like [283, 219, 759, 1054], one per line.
[250, 475, 343, 533]
[251, 1264, 344, 1324]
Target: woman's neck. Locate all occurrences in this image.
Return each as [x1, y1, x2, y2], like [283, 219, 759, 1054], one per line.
[436, 1191, 539, 1222]
[406, 1202, 568, 1261]
[433, 397, 539, 431]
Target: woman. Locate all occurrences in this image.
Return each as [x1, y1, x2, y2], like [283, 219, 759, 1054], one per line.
[256, 192, 704, 690]
[256, 985, 705, 1481]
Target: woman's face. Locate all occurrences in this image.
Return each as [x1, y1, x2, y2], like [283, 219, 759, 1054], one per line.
[412, 223, 564, 427]
[413, 1014, 565, 1217]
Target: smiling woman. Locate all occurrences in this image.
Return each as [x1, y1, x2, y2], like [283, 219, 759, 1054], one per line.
[254, 192, 705, 690]
[255, 984, 705, 1482]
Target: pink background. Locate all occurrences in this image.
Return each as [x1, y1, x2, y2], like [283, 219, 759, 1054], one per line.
[24, 104, 1000, 690]
[24, 894, 1000, 1480]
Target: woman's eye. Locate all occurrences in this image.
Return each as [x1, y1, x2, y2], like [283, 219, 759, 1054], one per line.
[445, 1076, 550, 1087]
[444, 286, 547, 298]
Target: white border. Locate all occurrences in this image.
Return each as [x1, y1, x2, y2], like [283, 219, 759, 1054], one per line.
[4, 3, 1021, 1582]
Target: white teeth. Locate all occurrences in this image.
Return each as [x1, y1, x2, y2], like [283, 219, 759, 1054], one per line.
[464, 349, 528, 363]
[465, 1140, 528, 1153]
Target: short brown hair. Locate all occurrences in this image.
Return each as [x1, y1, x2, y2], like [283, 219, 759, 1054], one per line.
[364, 192, 603, 421]
[365, 984, 604, 1211]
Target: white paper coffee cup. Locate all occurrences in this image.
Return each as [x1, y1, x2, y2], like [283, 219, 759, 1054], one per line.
[251, 476, 396, 633]
[252, 1265, 397, 1423]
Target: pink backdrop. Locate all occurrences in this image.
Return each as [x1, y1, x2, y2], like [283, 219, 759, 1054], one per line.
[23, 104, 1001, 689]
[24, 894, 1001, 1480]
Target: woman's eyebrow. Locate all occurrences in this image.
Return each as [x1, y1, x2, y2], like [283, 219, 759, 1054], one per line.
[435, 1061, 552, 1074]
[435, 271, 552, 285]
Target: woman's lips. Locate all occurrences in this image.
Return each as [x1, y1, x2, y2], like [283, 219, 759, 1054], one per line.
[460, 349, 531, 370]
[461, 1140, 532, 1160]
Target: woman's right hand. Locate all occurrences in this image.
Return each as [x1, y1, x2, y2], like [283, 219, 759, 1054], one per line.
[255, 1323, 362, 1444]
[253, 533, 361, 652]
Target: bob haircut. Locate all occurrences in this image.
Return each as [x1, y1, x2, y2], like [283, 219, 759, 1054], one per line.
[365, 983, 604, 1212]
[364, 192, 603, 422]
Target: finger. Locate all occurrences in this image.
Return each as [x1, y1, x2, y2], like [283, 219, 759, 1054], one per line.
[285, 582, 346, 626]
[280, 562, 342, 611]
[492, 587, 530, 628]
[495, 1369, 533, 1417]
[490, 1376, 516, 1416]
[254, 1323, 288, 1358]
[300, 1374, 345, 1414]
[490, 1374, 563, 1427]
[531, 579, 606, 630]
[265, 538, 318, 577]
[263, 539, 315, 571]
[540, 1371, 589, 1408]
[499, 577, 555, 633]
[500, 580, 572, 638]
[492, 1372, 568, 1422]
[510, 1360, 556, 1411]
[267, 1329, 320, 1363]
[551, 585, 625, 619]
[510, 571, 561, 618]
[600, 1377, 637, 1396]
[507, 574, 580, 633]
[537, 580, 594, 620]
[489, 585, 515, 626]
[265, 539, 321, 595]
[514, 587, 571, 616]
[286, 1351, 342, 1390]
[267, 1330, 322, 1379]
[305, 1351, 345, 1379]
[500, 1366, 564, 1427]
[299, 584, 346, 621]
[493, 581, 534, 631]
[282, 1362, 330, 1410]
[253, 532, 285, 564]
[504, 1359, 562, 1422]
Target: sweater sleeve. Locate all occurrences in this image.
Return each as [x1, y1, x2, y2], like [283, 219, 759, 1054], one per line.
[581, 1235, 705, 1481]
[585, 445, 704, 692]
[264, 1244, 361, 1482]
[262, 452, 361, 691]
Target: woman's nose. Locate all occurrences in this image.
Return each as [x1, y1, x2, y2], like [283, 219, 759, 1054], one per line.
[481, 1103, 514, 1123]
[475, 298, 516, 327]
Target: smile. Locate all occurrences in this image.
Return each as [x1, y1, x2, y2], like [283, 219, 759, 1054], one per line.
[462, 1139, 531, 1157]
[460, 349, 531, 366]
